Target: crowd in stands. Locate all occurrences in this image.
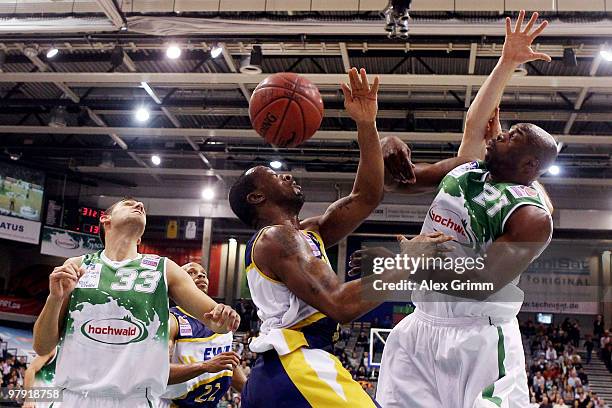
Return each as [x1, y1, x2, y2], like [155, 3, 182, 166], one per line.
[521, 315, 611, 408]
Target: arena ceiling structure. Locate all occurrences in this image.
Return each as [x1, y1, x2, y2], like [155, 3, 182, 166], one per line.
[0, 0, 610, 212]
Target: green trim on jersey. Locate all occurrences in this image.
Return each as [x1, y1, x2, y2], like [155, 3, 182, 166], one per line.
[34, 351, 57, 386]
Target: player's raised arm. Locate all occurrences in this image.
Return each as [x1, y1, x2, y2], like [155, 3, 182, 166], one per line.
[166, 259, 240, 334]
[33, 256, 83, 356]
[300, 67, 383, 247]
[459, 10, 550, 159]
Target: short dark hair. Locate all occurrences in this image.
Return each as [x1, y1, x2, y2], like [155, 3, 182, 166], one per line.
[228, 171, 258, 227]
[99, 196, 137, 243]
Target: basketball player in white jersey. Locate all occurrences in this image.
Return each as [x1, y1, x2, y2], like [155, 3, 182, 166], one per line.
[229, 68, 450, 408]
[160, 262, 246, 408]
[33, 197, 240, 407]
[372, 11, 557, 408]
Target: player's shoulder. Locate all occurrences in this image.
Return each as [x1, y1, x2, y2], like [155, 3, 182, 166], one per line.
[257, 224, 303, 249]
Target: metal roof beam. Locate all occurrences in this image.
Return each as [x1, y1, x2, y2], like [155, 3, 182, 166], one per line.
[1, 125, 610, 145]
[3, 72, 612, 89]
[564, 49, 603, 134]
[72, 166, 612, 187]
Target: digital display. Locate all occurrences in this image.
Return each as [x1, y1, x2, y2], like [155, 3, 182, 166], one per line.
[536, 313, 553, 325]
[81, 207, 105, 220]
[0, 162, 45, 222]
[83, 224, 100, 235]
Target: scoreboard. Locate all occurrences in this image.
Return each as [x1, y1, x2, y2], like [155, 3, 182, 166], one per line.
[78, 206, 104, 235]
[46, 199, 104, 235]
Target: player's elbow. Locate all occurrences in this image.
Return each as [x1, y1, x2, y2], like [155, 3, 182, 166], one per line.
[32, 340, 52, 357]
[354, 188, 384, 209]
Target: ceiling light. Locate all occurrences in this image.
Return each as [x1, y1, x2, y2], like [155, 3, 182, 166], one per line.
[202, 188, 215, 200]
[211, 45, 223, 58]
[151, 154, 161, 166]
[270, 160, 282, 169]
[600, 49, 612, 61]
[548, 165, 560, 175]
[563, 48, 577, 67]
[166, 44, 182, 59]
[48, 106, 67, 128]
[135, 107, 150, 122]
[239, 45, 263, 74]
[46, 48, 59, 59]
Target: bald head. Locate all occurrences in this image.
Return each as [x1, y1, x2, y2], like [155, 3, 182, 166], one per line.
[485, 123, 558, 184]
[520, 123, 558, 174]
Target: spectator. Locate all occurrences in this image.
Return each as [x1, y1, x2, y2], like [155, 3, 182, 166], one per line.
[356, 331, 368, 347]
[553, 396, 569, 408]
[382, 315, 392, 328]
[540, 395, 553, 408]
[601, 331, 611, 350]
[546, 342, 558, 361]
[533, 371, 546, 389]
[594, 315, 605, 343]
[348, 351, 360, 369]
[584, 335, 595, 364]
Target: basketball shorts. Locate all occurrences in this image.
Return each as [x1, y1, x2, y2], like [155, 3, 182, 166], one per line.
[50, 389, 158, 408]
[376, 308, 528, 408]
[242, 347, 380, 408]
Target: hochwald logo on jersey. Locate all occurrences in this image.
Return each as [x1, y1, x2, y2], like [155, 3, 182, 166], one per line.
[81, 317, 148, 345]
[428, 206, 467, 238]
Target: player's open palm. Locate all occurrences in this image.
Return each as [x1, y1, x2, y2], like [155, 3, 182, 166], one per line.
[502, 10, 551, 65]
[341, 67, 380, 125]
[49, 262, 82, 300]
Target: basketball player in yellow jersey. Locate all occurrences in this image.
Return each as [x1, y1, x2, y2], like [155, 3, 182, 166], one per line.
[229, 68, 450, 408]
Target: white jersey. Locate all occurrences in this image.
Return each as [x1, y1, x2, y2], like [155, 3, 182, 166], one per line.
[246, 227, 335, 355]
[413, 161, 552, 319]
[55, 251, 169, 400]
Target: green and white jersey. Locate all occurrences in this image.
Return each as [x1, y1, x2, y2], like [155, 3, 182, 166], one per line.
[55, 250, 169, 399]
[414, 160, 552, 319]
[33, 350, 57, 387]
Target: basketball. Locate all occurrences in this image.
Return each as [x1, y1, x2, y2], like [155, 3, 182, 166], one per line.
[249, 72, 324, 147]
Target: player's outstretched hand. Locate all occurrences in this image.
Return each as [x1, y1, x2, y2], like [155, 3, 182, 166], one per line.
[348, 246, 394, 278]
[49, 261, 84, 301]
[381, 136, 416, 184]
[341, 67, 380, 126]
[204, 303, 240, 333]
[201, 351, 241, 373]
[502, 10, 551, 65]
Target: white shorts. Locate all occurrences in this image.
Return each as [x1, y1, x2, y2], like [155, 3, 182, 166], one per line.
[376, 309, 528, 408]
[50, 389, 158, 408]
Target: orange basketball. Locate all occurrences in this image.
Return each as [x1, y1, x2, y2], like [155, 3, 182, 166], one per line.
[249, 73, 324, 147]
